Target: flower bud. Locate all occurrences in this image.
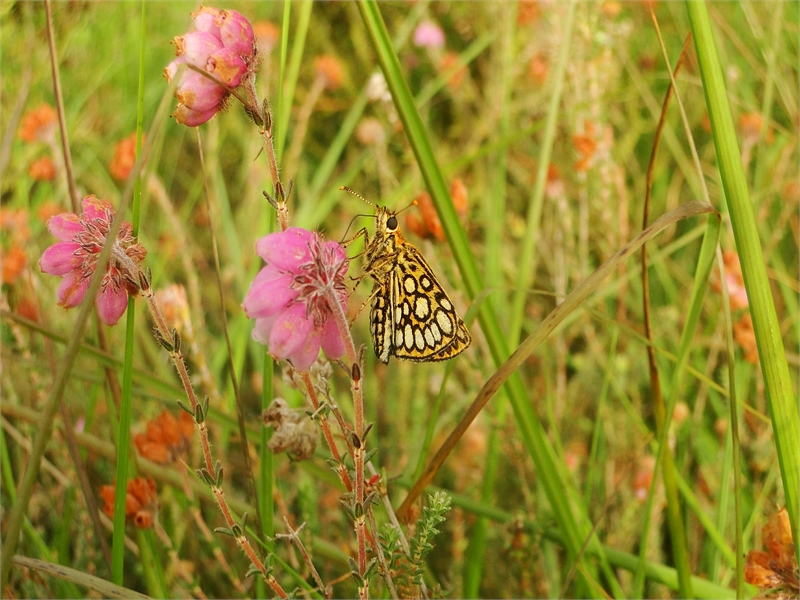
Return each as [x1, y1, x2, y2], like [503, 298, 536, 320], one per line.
[219, 9, 255, 57]
[191, 5, 221, 34]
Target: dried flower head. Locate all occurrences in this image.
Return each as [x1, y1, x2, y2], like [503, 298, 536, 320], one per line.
[262, 397, 317, 460]
[39, 195, 147, 326]
[243, 228, 350, 371]
[745, 508, 799, 598]
[165, 7, 256, 126]
[100, 477, 158, 529]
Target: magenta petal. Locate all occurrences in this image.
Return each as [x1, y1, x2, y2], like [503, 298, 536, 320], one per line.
[176, 70, 227, 112]
[56, 270, 89, 308]
[290, 332, 322, 371]
[255, 228, 314, 268]
[252, 313, 278, 345]
[47, 213, 81, 241]
[219, 10, 255, 57]
[81, 195, 113, 221]
[96, 285, 129, 326]
[39, 242, 81, 275]
[319, 316, 345, 360]
[173, 104, 218, 127]
[207, 47, 246, 87]
[181, 31, 224, 68]
[192, 6, 222, 35]
[165, 56, 187, 83]
[243, 269, 297, 318]
[268, 303, 313, 360]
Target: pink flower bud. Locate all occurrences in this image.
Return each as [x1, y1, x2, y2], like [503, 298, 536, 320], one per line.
[206, 46, 246, 88]
[219, 10, 255, 57]
[173, 104, 220, 127]
[413, 21, 445, 48]
[175, 31, 223, 68]
[175, 70, 227, 112]
[191, 5, 221, 35]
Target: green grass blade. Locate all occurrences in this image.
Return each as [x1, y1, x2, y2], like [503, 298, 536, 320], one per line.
[276, 0, 313, 162]
[686, 0, 800, 562]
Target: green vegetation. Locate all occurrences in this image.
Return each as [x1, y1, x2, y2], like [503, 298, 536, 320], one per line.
[1, 1, 797, 597]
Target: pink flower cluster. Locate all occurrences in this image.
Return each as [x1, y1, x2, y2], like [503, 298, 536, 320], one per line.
[243, 228, 350, 371]
[165, 7, 256, 126]
[39, 195, 147, 326]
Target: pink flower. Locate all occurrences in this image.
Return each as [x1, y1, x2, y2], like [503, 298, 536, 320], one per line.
[39, 195, 147, 326]
[243, 228, 349, 371]
[413, 21, 445, 49]
[164, 7, 255, 127]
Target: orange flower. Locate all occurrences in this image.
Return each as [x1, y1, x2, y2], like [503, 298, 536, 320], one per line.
[0, 208, 31, 242]
[745, 508, 799, 596]
[253, 20, 280, 55]
[712, 250, 748, 311]
[441, 52, 467, 90]
[100, 476, 158, 529]
[134, 409, 194, 465]
[529, 53, 548, 85]
[517, 0, 540, 26]
[632, 456, 656, 502]
[450, 178, 468, 220]
[109, 132, 143, 181]
[413, 191, 444, 241]
[573, 129, 597, 172]
[2, 245, 26, 285]
[314, 55, 344, 90]
[19, 104, 57, 143]
[29, 157, 56, 182]
[733, 313, 758, 364]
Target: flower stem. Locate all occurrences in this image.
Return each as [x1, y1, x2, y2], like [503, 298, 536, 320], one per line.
[324, 275, 369, 596]
[139, 278, 287, 598]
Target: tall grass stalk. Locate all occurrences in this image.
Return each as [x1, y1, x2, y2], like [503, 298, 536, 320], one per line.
[687, 0, 800, 564]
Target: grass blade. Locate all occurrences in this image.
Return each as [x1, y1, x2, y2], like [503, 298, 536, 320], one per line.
[686, 0, 800, 562]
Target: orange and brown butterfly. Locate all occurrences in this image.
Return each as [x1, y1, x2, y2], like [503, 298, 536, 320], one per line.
[342, 187, 470, 363]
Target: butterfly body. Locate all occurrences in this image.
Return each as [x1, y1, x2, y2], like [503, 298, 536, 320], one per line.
[362, 206, 471, 363]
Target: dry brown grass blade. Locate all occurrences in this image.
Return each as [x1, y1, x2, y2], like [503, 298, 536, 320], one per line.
[397, 201, 719, 519]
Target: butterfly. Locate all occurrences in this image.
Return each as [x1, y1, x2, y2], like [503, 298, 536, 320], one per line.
[343, 189, 471, 363]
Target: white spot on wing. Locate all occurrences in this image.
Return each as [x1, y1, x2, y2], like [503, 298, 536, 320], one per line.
[404, 277, 416, 293]
[436, 310, 453, 335]
[404, 324, 413, 349]
[415, 296, 430, 319]
[415, 329, 424, 350]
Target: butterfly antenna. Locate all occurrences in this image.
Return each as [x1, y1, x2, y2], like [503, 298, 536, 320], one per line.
[340, 186, 378, 209]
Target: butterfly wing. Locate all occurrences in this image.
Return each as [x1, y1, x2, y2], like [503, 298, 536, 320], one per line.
[388, 245, 471, 362]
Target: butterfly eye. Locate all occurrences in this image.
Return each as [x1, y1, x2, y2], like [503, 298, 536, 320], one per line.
[386, 216, 398, 230]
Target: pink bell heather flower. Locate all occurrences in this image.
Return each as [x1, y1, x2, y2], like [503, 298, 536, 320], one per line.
[165, 6, 255, 127]
[243, 228, 349, 371]
[39, 195, 147, 326]
[413, 21, 445, 49]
